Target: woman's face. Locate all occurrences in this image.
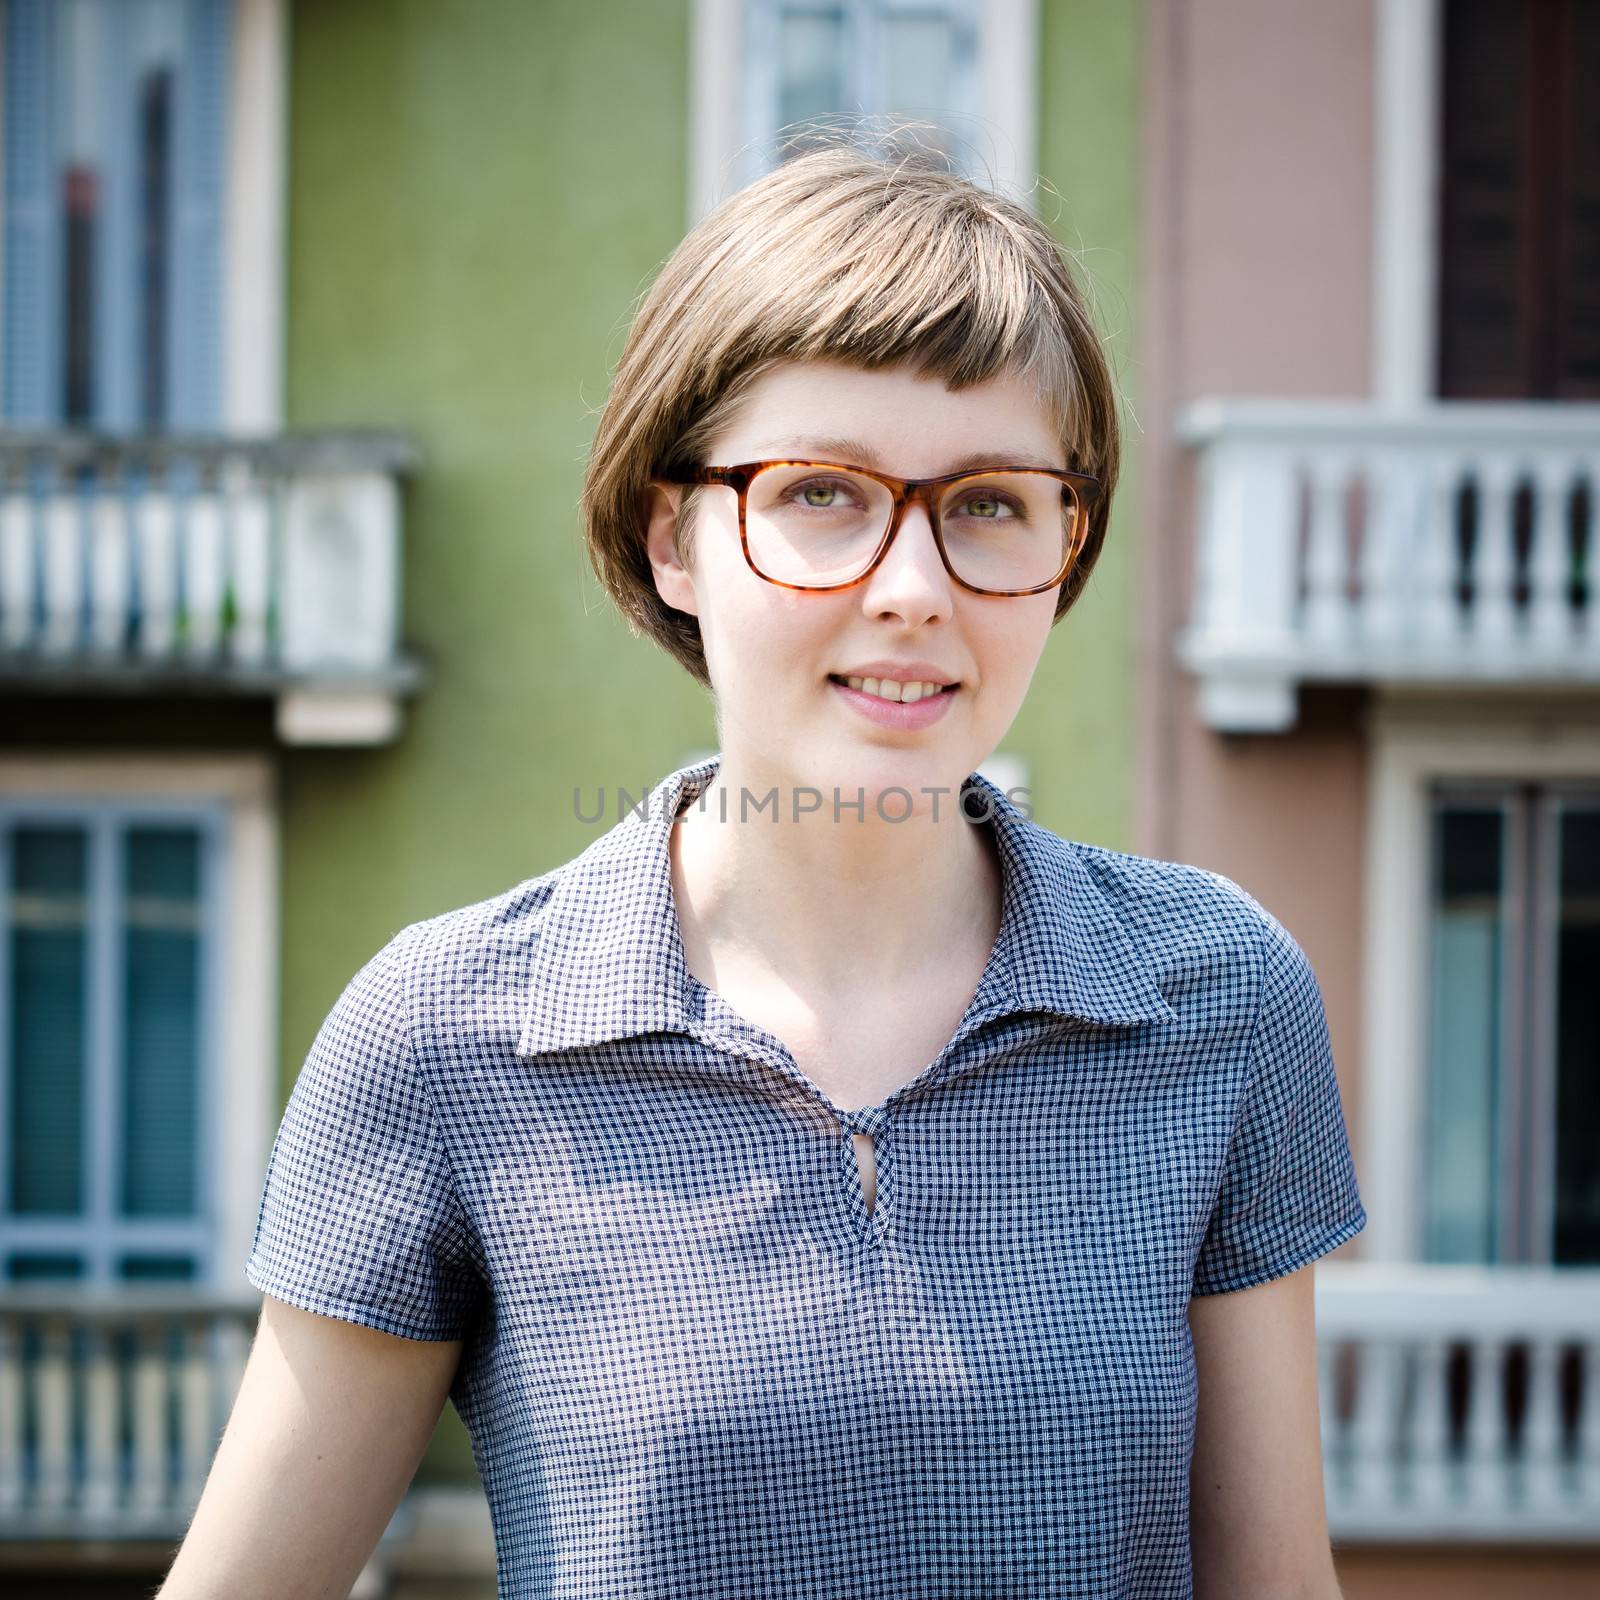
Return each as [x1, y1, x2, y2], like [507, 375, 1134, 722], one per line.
[645, 359, 1068, 816]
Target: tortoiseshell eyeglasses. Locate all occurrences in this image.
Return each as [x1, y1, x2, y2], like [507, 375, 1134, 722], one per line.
[655, 459, 1100, 596]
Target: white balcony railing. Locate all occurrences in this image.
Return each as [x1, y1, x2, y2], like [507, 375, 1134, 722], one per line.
[0, 1289, 256, 1540]
[1316, 1264, 1600, 1542]
[1175, 401, 1600, 731]
[0, 1289, 424, 1592]
[0, 430, 424, 745]
[7, 1272, 1596, 1550]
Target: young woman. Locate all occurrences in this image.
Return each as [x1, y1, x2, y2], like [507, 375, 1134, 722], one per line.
[161, 139, 1364, 1600]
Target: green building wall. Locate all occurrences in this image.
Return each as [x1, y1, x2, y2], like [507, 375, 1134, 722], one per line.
[282, 0, 1143, 1481]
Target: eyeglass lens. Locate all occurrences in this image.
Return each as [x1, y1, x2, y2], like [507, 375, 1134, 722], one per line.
[744, 464, 1078, 590]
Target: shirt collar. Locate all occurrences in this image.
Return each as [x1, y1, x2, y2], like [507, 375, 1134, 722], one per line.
[516, 754, 1176, 1059]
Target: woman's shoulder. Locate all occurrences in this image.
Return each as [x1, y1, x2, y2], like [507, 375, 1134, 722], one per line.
[1047, 830, 1309, 1006]
[353, 863, 572, 1022]
[1064, 834, 1275, 930]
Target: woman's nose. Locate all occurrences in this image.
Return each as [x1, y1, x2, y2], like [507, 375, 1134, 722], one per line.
[860, 498, 956, 615]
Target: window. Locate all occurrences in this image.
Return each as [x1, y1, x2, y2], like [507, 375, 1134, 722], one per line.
[690, 0, 1037, 219]
[1436, 0, 1600, 399]
[1, 0, 231, 429]
[1421, 781, 1600, 1265]
[1, 800, 225, 1285]
[743, 0, 983, 176]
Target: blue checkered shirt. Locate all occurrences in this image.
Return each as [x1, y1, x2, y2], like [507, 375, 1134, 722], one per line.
[246, 753, 1366, 1598]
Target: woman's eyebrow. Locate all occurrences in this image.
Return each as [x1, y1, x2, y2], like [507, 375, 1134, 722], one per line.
[745, 435, 1066, 475]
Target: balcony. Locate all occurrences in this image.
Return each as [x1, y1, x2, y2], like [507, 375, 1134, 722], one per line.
[5, 1271, 1597, 1560]
[0, 430, 425, 746]
[1317, 1264, 1600, 1542]
[0, 1288, 433, 1593]
[1174, 402, 1600, 732]
[0, 1288, 255, 1542]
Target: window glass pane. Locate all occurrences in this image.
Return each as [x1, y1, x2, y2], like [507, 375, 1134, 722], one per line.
[1553, 801, 1600, 1263]
[777, 6, 850, 150]
[1423, 803, 1505, 1262]
[119, 1254, 196, 1280]
[881, 11, 961, 159]
[122, 825, 201, 1217]
[8, 826, 88, 1215]
[764, 2, 984, 181]
[6, 1253, 85, 1280]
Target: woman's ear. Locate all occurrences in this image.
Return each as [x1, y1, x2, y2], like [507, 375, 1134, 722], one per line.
[643, 481, 699, 618]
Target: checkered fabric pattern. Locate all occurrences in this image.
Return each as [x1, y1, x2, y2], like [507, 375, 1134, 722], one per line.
[246, 752, 1366, 1599]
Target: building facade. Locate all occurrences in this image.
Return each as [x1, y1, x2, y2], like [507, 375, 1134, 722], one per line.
[0, 2, 1144, 1594]
[12, 2, 1599, 1595]
[1139, 1, 1600, 1595]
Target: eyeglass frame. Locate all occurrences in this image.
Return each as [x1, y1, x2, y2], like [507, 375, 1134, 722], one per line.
[653, 458, 1102, 597]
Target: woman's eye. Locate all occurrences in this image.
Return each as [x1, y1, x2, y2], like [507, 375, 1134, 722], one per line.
[958, 494, 1013, 519]
[792, 479, 855, 508]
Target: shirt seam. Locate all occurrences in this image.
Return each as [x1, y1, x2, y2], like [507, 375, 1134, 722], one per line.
[1235, 909, 1274, 1143]
[389, 925, 479, 1267]
[1197, 907, 1274, 1240]
[1190, 1203, 1367, 1297]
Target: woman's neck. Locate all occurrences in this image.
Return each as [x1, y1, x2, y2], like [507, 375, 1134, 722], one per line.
[668, 760, 1004, 1003]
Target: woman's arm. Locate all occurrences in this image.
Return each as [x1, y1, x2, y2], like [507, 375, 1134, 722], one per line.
[1187, 1262, 1345, 1600]
[156, 1294, 464, 1600]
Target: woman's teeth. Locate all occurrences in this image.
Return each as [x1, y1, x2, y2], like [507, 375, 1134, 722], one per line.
[836, 676, 953, 704]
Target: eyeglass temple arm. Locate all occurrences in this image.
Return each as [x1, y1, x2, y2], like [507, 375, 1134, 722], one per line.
[659, 466, 743, 488]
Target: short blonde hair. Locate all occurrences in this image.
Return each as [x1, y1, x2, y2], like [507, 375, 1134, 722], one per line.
[582, 135, 1123, 692]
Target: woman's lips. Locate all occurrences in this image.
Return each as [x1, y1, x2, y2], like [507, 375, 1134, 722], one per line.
[827, 675, 958, 729]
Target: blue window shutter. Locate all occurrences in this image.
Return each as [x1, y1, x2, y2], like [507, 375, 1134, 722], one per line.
[7, 827, 89, 1215]
[1, 0, 60, 424]
[1, 0, 231, 431]
[170, 0, 230, 430]
[95, 0, 139, 430]
[121, 826, 201, 1217]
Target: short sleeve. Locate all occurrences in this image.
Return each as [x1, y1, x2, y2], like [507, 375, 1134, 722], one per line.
[1190, 912, 1367, 1297]
[245, 930, 484, 1340]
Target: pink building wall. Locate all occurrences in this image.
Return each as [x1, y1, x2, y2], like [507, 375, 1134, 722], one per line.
[1136, 0, 1376, 1184]
[1137, 4, 1600, 1590]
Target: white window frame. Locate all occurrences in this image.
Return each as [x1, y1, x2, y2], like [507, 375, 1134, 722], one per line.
[1360, 699, 1600, 1262]
[0, 753, 278, 1288]
[687, 0, 1039, 224]
[0, 0, 285, 432]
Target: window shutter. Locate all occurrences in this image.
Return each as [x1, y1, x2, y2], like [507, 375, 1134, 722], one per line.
[121, 826, 202, 1217]
[1438, 0, 1600, 399]
[1437, 0, 1534, 398]
[170, 0, 231, 430]
[7, 827, 89, 1216]
[1554, 1, 1600, 397]
[1, 0, 60, 424]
